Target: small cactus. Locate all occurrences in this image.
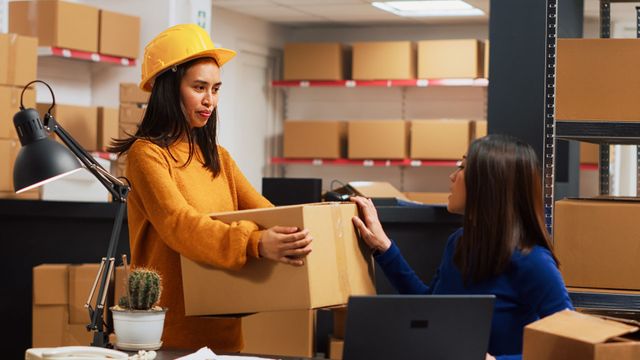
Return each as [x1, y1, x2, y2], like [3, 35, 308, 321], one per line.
[118, 267, 162, 310]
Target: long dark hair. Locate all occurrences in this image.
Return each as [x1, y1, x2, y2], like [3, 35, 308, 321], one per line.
[453, 134, 558, 284]
[108, 57, 221, 176]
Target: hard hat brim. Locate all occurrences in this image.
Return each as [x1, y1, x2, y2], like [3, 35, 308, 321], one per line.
[139, 47, 236, 92]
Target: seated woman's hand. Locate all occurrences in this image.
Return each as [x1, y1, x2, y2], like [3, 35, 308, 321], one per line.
[258, 226, 313, 266]
[350, 196, 392, 253]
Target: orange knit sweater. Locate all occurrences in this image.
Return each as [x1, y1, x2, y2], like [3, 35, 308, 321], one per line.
[125, 139, 272, 351]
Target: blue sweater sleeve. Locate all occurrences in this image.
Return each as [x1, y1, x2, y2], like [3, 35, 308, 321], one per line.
[374, 241, 432, 294]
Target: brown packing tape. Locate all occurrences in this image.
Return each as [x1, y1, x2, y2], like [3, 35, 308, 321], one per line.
[330, 203, 350, 303]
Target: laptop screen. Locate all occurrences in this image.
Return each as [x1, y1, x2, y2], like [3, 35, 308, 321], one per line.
[342, 295, 495, 360]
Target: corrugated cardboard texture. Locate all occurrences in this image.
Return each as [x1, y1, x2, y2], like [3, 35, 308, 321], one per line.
[348, 120, 408, 159]
[0, 33, 37, 87]
[242, 309, 315, 357]
[0, 138, 18, 192]
[181, 203, 375, 315]
[329, 336, 344, 360]
[97, 107, 119, 151]
[0, 85, 35, 139]
[555, 199, 640, 290]
[523, 310, 640, 360]
[353, 41, 415, 80]
[283, 121, 346, 159]
[38, 103, 98, 151]
[410, 119, 471, 160]
[475, 120, 487, 139]
[417, 39, 484, 79]
[32, 305, 68, 347]
[33, 264, 69, 305]
[119, 83, 149, 104]
[580, 143, 599, 165]
[99, 10, 140, 59]
[284, 43, 344, 81]
[9, 0, 99, 52]
[557, 39, 640, 121]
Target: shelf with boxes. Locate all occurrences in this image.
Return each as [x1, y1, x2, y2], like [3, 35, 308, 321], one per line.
[543, 0, 640, 313]
[275, 39, 488, 194]
[37, 46, 136, 66]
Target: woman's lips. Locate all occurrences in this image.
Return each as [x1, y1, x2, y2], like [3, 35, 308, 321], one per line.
[197, 111, 211, 118]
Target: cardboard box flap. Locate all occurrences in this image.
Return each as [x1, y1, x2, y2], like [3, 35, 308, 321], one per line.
[347, 181, 408, 200]
[527, 310, 638, 344]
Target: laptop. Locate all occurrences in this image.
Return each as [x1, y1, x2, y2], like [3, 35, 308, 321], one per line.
[342, 295, 495, 360]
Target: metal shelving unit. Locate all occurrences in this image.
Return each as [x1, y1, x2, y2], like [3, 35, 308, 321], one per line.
[544, 0, 640, 311]
[38, 46, 136, 66]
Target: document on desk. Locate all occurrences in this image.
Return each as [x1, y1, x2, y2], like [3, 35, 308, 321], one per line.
[176, 347, 276, 360]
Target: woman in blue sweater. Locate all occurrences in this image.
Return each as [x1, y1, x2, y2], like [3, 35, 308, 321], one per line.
[351, 134, 573, 360]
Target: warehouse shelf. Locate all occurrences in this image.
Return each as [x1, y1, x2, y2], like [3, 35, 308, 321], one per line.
[271, 78, 488, 88]
[579, 164, 599, 171]
[91, 152, 118, 161]
[270, 157, 458, 167]
[569, 290, 640, 311]
[556, 121, 640, 145]
[38, 46, 136, 66]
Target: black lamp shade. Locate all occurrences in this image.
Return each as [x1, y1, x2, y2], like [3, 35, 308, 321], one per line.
[13, 136, 82, 193]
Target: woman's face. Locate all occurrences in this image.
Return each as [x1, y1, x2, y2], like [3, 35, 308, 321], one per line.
[447, 156, 466, 215]
[180, 59, 221, 129]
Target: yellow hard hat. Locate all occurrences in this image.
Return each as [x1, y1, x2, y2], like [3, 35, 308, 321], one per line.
[140, 23, 236, 92]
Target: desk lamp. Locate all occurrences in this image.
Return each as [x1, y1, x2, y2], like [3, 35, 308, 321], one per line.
[13, 80, 130, 348]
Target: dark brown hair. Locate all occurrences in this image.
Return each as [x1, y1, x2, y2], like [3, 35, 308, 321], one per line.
[453, 134, 558, 284]
[108, 57, 221, 176]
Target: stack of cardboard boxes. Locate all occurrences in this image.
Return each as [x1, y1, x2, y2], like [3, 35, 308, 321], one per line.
[117, 83, 149, 178]
[283, 39, 487, 162]
[0, 32, 38, 199]
[9, 0, 140, 59]
[32, 264, 116, 347]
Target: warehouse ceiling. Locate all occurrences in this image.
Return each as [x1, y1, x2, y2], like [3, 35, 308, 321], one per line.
[213, 0, 637, 27]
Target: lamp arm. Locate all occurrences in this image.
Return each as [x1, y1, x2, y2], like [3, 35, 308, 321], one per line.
[43, 114, 130, 347]
[45, 114, 130, 202]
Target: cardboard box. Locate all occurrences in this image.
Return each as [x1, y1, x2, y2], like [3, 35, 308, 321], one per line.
[97, 107, 119, 152]
[68, 264, 102, 324]
[348, 120, 408, 159]
[32, 305, 68, 347]
[555, 198, 640, 290]
[332, 306, 347, 339]
[580, 143, 599, 165]
[329, 336, 344, 360]
[242, 309, 315, 357]
[41, 156, 111, 202]
[64, 323, 92, 346]
[352, 41, 415, 80]
[9, 0, 99, 52]
[484, 40, 489, 78]
[0, 189, 40, 200]
[181, 203, 375, 315]
[523, 310, 640, 360]
[119, 103, 145, 125]
[119, 83, 149, 104]
[284, 43, 344, 81]
[404, 192, 450, 205]
[0, 33, 37, 87]
[410, 119, 472, 160]
[557, 39, 640, 121]
[37, 103, 98, 151]
[0, 84, 36, 139]
[475, 120, 487, 139]
[283, 121, 346, 159]
[417, 39, 484, 79]
[33, 264, 69, 305]
[344, 181, 408, 201]
[99, 10, 140, 59]
[0, 138, 18, 192]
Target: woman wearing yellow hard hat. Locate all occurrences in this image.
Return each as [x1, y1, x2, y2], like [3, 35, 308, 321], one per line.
[109, 24, 313, 352]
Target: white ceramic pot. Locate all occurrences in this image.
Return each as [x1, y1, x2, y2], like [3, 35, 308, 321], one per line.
[110, 307, 167, 351]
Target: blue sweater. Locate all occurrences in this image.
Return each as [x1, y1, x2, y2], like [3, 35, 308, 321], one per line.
[375, 228, 573, 360]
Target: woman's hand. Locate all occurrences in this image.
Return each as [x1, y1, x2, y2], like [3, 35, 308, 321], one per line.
[350, 196, 392, 253]
[259, 226, 313, 266]
[485, 354, 496, 360]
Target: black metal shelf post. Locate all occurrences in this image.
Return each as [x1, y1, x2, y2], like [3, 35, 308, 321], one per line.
[542, 0, 558, 233]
